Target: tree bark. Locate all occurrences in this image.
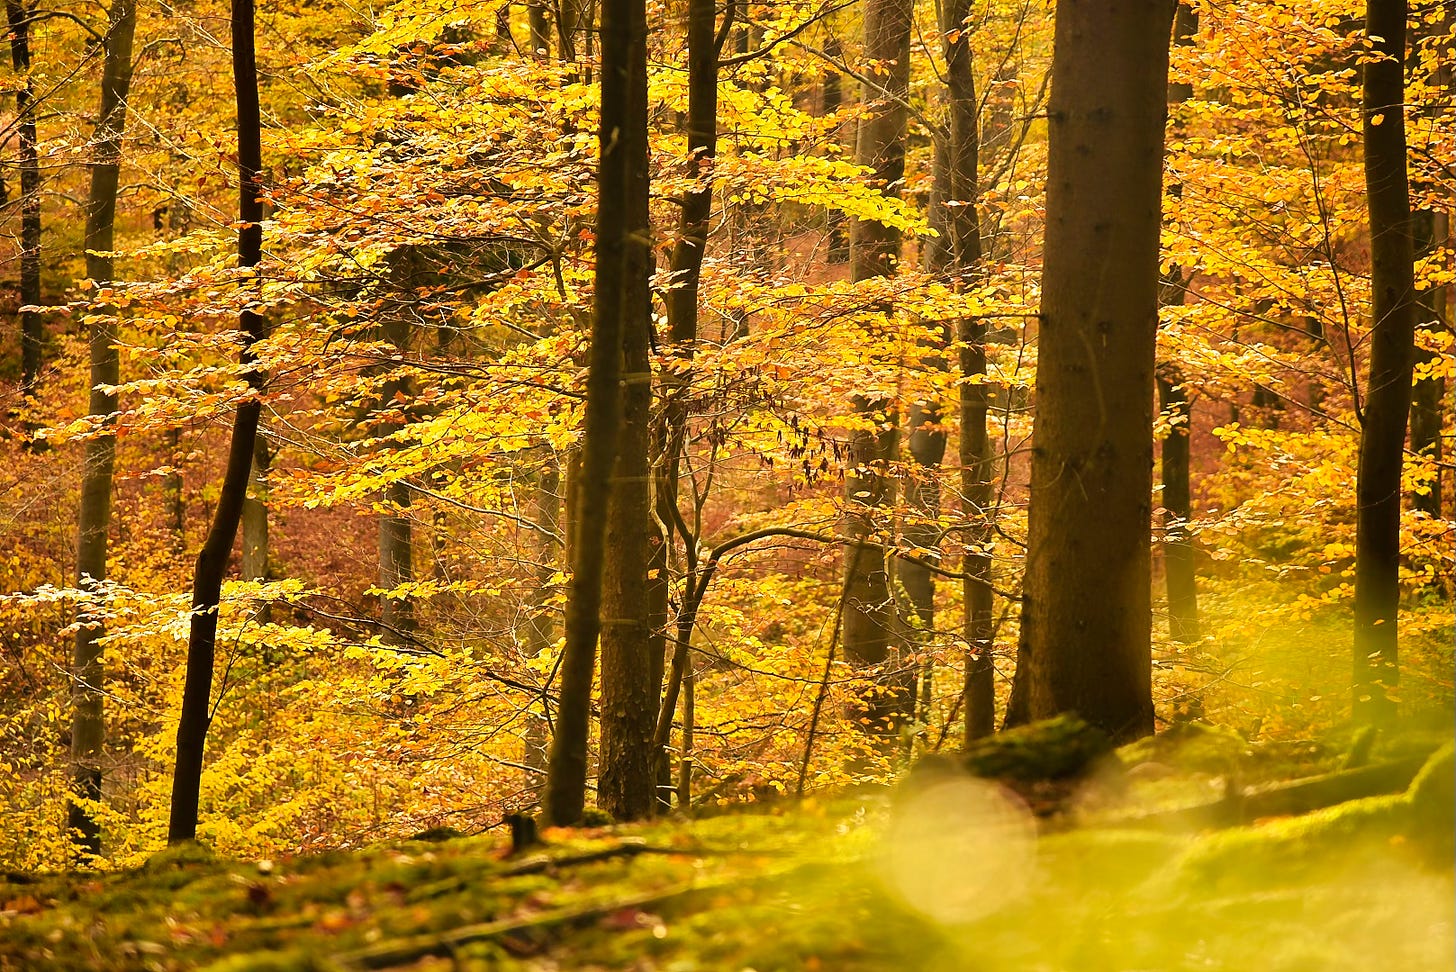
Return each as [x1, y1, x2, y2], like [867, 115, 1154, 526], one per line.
[843, 0, 912, 733]
[69, 0, 136, 858]
[521, 462, 561, 796]
[1353, 0, 1417, 724]
[542, 0, 647, 826]
[168, 0, 265, 843]
[1014, 0, 1172, 743]
[649, 0, 721, 811]
[936, 0, 994, 742]
[6, 0, 42, 405]
[595, 0, 655, 820]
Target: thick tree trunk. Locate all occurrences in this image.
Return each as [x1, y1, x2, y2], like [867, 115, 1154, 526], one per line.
[595, 0, 655, 819]
[1158, 4, 1200, 646]
[1353, 0, 1417, 724]
[168, 0, 265, 843]
[843, 0, 912, 733]
[69, 0, 137, 859]
[1409, 209, 1445, 520]
[6, 0, 42, 404]
[1014, 0, 1172, 743]
[542, 0, 647, 826]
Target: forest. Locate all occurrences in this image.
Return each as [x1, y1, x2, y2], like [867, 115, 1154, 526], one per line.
[0, 0, 1452, 966]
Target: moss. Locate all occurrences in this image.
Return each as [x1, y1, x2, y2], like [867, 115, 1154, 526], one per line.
[1118, 721, 1248, 776]
[956, 715, 1115, 782]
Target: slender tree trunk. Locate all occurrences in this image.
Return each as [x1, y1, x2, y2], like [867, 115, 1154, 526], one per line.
[936, 0, 994, 742]
[528, 0, 551, 56]
[1013, 0, 1172, 743]
[650, 0, 721, 810]
[68, 0, 137, 859]
[595, 0, 655, 820]
[843, 0, 912, 733]
[241, 437, 271, 582]
[521, 462, 561, 795]
[378, 480, 414, 641]
[168, 0, 265, 843]
[1159, 3, 1200, 646]
[542, 0, 647, 826]
[6, 0, 42, 405]
[1409, 208, 1445, 520]
[1353, 0, 1417, 724]
[821, 40, 848, 264]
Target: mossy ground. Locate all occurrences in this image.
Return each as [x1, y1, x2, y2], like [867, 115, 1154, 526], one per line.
[3, 746, 1451, 972]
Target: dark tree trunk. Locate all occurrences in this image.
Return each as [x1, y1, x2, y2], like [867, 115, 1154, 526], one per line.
[542, 0, 647, 826]
[936, 0, 994, 742]
[1013, 0, 1172, 743]
[597, 163, 655, 822]
[168, 0, 265, 843]
[650, 0, 721, 810]
[69, 0, 137, 859]
[6, 0, 42, 404]
[1158, 3, 1200, 646]
[1353, 0, 1417, 724]
[843, 0, 912, 733]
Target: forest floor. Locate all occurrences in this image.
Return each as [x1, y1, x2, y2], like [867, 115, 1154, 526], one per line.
[2, 729, 1452, 972]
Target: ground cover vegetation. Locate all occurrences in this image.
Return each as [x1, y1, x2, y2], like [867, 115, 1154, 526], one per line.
[0, 0, 1451, 964]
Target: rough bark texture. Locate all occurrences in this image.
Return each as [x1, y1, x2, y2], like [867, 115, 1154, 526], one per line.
[542, 0, 646, 826]
[69, 0, 137, 858]
[1158, 3, 1201, 646]
[1353, 0, 1417, 724]
[1015, 0, 1172, 743]
[595, 0, 655, 820]
[168, 0, 265, 843]
[843, 0, 912, 733]
[6, 0, 42, 404]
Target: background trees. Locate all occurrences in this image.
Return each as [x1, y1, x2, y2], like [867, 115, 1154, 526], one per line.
[0, 0, 1448, 865]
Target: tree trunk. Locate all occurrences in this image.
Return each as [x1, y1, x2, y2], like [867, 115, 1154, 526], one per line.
[379, 479, 414, 642]
[521, 462, 561, 796]
[1014, 0, 1172, 743]
[6, 0, 42, 405]
[1158, 3, 1200, 646]
[936, 0, 994, 742]
[542, 0, 647, 826]
[528, 0, 551, 56]
[242, 437, 271, 582]
[843, 0, 912, 734]
[168, 0, 265, 843]
[650, 0, 720, 810]
[595, 0, 655, 820]
[1409, 208, 1445, 520]
[821, 43, 848, 264]
[1353, 0, 1417, 724]
[69, 0, 137, 859]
